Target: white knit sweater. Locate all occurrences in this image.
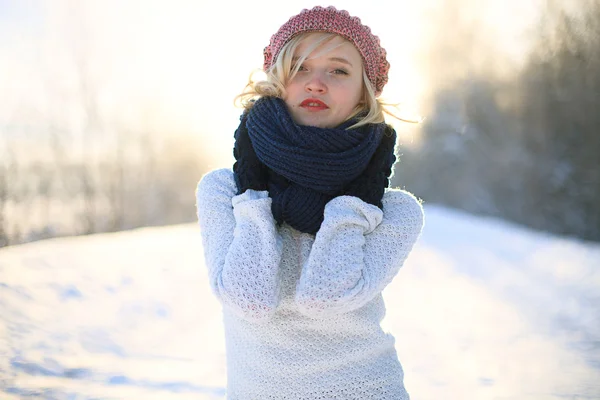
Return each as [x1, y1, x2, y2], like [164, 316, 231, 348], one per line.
[196, 168, 424, 400]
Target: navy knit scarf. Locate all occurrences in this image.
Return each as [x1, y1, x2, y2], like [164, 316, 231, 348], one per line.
[235, 96, 392, 234]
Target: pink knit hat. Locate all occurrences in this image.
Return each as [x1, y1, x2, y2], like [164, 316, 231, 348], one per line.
[263, 6, 390, 96]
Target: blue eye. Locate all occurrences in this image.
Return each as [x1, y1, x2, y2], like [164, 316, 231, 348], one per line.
[333, 69, 348, 75]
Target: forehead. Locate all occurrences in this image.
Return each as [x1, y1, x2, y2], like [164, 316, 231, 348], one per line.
[294, 34, 363, 65]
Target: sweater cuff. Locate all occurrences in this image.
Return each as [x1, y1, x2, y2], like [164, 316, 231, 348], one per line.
[232, 189, 270, 207]
[324, 195, 383, 234]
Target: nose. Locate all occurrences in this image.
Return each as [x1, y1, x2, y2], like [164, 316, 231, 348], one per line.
[305, 72, 327, 94]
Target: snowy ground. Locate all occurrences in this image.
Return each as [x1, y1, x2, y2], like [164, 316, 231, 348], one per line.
[1, 205, 599, 399]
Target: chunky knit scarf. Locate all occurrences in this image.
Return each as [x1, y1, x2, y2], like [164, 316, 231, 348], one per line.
[234, 96, 396, 234]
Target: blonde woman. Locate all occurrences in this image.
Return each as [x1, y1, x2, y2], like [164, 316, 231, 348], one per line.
[196, 6, 424, 399]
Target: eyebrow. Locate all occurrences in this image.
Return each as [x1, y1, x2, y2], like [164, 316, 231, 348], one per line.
[328, 57, 353, 67]
[292, 56, 354, 68]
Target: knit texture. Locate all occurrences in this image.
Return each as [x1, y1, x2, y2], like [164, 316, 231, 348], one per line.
[264, 6, 390, 96]
[344, 124, 397, 209]
[233, 96, 394, 234]
[196, 168, 424, 400]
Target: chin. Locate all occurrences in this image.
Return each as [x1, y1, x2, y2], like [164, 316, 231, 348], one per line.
[306, 122, 328, 128]
[291, 111, 339, 128]
[300, 118, 334, 128]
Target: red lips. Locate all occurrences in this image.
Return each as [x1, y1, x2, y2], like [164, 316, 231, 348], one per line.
[300, 98, 329, 110]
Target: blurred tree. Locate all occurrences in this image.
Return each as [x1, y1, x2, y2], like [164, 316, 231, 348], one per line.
[394, 0, 600, 242]
[0, 1, 212, 247]
[517, 0, 600, 239]
[0, 157, 9, 248]
[0, 136, 19, 247]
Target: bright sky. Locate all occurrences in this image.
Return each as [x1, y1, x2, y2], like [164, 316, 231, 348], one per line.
[0, 0, 541, 165]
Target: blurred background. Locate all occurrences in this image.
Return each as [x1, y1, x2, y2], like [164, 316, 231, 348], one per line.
[2, 2, 600, 399]
[1, 0, 599, 248]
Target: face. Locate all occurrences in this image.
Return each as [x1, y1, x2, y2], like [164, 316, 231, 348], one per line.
[283, 35, 364, 129]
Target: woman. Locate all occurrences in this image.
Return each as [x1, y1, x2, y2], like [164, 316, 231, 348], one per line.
[196, 6, 424, 399]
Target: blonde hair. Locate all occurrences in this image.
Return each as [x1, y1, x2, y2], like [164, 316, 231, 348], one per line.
[235, 32, 418, 129]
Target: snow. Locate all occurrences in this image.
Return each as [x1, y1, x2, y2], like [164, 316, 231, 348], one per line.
[1, 205, 599, 399]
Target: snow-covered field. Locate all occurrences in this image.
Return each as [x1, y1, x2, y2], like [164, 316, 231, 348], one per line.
[1, 205, 599, 399]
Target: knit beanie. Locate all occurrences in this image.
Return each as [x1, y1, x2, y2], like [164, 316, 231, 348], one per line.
[263, 6, 390, 96]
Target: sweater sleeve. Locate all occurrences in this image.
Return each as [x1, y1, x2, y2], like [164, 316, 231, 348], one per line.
[295, 190, 424, 318]
[196, 169, 283, 322]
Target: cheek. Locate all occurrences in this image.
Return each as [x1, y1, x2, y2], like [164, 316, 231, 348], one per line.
[283, 80, 302, 100]
[344, 80, 364, 108]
